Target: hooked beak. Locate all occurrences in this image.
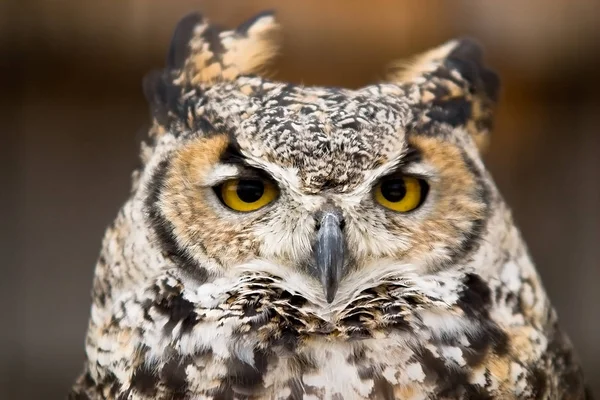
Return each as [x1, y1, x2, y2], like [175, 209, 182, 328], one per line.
[313, 209, 345, 303]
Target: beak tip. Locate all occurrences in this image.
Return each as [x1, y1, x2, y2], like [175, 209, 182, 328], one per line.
[325, 289, 337, 304]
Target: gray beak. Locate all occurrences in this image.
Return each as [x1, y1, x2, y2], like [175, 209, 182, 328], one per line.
[313, 210, 345, 303]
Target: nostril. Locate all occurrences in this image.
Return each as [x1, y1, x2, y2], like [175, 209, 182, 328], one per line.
[314, 220, 321, 231]
[339, 218, 346, 231]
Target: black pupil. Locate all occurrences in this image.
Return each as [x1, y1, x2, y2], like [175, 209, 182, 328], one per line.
[381, 179, 407, 202]
[236, 180, 265, 203]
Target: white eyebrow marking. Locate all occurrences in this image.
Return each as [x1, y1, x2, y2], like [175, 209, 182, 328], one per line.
[202, 164, 241, 186]
[237, 151, 304, 194]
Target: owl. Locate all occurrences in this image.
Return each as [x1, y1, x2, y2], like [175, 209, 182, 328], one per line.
[70, 11, 591, 400]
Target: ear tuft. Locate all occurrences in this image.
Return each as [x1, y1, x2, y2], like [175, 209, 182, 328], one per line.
[216, 11, 281, 82]
[175, 11, 281, 85]
[142, 11, 281, 135]
[149, 10, 281, 90]
[167, 13, 204, 71]
[142, 69, 183, 130]
[388, 40, 459, 84]
[445, 39, 500, 102]
[387, 38, 500, 151]
[236, 10, 277, 35]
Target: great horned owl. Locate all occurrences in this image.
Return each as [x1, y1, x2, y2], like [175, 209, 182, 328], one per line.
[71, 11, 590, 400]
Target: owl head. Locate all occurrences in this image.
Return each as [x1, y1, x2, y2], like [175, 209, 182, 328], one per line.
[135, 11, 500, 312]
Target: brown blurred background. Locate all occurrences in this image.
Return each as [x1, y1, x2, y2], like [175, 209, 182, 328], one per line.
[2, 0, 599, 398]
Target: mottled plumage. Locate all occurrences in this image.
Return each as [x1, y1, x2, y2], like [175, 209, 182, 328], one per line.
[71, 11, 590, 399]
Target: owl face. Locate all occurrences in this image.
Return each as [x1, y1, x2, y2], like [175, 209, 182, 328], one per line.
[75, 12, 588, 399]
[143, 12, 499, 307]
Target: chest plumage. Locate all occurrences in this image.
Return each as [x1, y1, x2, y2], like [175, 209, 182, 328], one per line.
[70, 11, 589, 400]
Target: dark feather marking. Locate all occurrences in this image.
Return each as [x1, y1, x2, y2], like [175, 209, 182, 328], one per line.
[167, 13, 203, 70]
[201, 23, 226, 66]
[67, 392, 91, 400]
[154, 291, 198, 335]
[142, 70, 208, 133]
[142, 70, 181, 128]
[527, 366, 548, 400]
[542, 325, 587, 398]
[68, 373, 96, 400]
[372, 377, 395, 400]
[488, 324, 510, 356]
[445, 38, 500, 102]
[209, 385, 235, 400]
[402, 144, 423, 165]
[190, 112, 218, 136]
[336, 119, 361, 130]
[144, 158, 211, 279]
[143, 13, 219, 134]
[224, 349, 269, 396]
[131, 363, 159, 396]
[357, 365, 375, 380]
[444, 149, 491, 267]
[427, 96, 472, 128]
[406, 38, 499, 144]
[463, 384, 494, 400]
[219, 141, 250, 166]
[346, 346, 366, 365]
[458, 273, 492, 318]
[271, 325, 301, 353]
[218, 139, 282, 191]
[457, 274, 511, 357]
[286, 378, 305, 400]
[160, 357, 191, 394]
[417, 346, 472, 397]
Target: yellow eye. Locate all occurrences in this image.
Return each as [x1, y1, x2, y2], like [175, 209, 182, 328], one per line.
[374, 176, 428, 212]
[218, 179, 278, 212]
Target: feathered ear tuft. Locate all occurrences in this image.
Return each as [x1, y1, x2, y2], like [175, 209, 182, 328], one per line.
[172, 10, 281, 85]
[388, 39, 500, 151]
[142, 11, 281, 135]
[167, 13, 205, 71]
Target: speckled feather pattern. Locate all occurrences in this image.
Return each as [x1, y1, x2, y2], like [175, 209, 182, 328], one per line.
[71, 11, 589, 400]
